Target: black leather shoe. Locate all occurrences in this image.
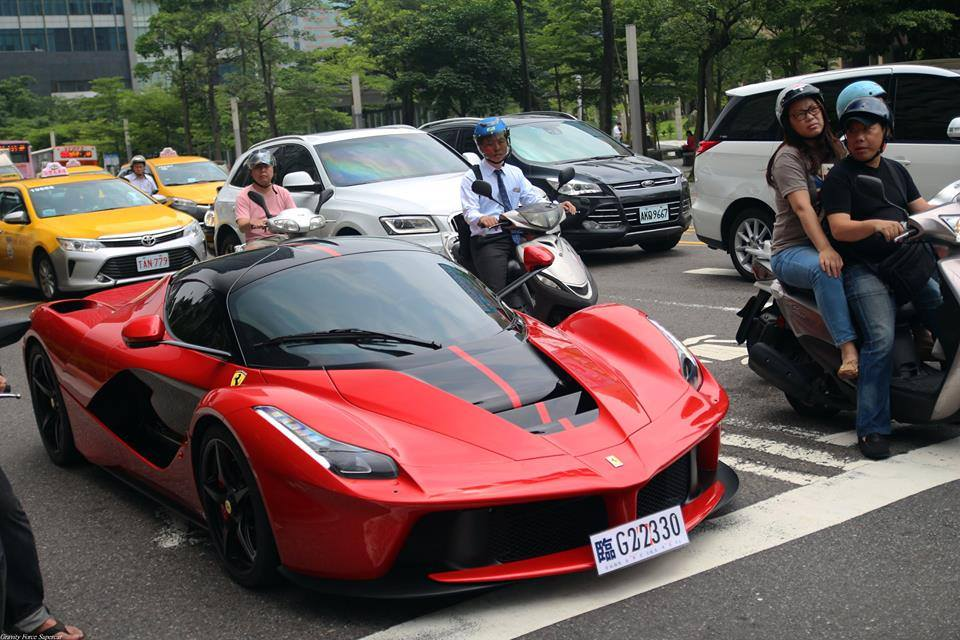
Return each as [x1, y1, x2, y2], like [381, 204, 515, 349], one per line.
[858, 433, 891, 460]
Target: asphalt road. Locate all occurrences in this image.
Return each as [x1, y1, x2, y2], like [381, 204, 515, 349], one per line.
[1, 229, 957, 640]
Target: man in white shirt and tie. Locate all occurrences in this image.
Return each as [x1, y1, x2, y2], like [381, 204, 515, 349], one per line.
[124, 155, 158, 195]
[459, 117, 575, 304]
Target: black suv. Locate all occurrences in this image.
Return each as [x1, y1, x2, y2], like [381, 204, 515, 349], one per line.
[421, 112, 691, 252]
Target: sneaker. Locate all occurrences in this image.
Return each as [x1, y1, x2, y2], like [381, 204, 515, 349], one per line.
[858, 433, 891, 460]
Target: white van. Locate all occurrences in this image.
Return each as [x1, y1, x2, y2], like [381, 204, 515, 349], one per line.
[691, 63, 960, 279]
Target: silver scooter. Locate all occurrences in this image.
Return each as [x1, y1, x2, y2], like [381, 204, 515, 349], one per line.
[736, 175, 960, 423]
[237, 189, 333, 251]
[447, 167, 599, 325]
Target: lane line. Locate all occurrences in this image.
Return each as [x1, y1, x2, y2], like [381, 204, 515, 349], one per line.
[0, 301, 37, 312]
[605, 296, 741, 313]
[678, 241, 706, 246]
[719, 455, 823, 486]
[722, 433, 859, 470]
[359, 437, 960, 640]
[684, 267, 740, 276]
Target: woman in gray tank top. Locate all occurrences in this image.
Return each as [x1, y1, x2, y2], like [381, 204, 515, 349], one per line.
[766, 83, 858, 380]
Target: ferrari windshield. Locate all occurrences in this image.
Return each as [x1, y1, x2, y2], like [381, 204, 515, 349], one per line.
[509, 120, 630, 163]
[230, 251, 513, 368]
[314, 134, 466, 187]
[28, 179, 155, 218]
[154, 161, 227, 186]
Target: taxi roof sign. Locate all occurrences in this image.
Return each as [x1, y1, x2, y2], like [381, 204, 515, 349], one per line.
[158, 147, 178, 158]
[40, 162, 68, 178]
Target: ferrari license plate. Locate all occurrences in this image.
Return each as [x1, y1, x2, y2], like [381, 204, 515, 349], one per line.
[589, 505, 688, 575]
[638, 203, 670, 224]
[136, 252, 170, 272]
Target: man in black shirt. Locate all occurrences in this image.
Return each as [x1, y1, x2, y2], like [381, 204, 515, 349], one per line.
[821, 95, 941, 460]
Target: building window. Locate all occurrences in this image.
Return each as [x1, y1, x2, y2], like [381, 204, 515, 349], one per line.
[20, 0, 43, 15]
[114, 0, 122, 13]
[23, 29, 45, 50]
[46, 28, 70, 51]
[91, 0, 112, 14]
[53, 79, 92, 92]
[0, 29, 21, 51]
[44, 0, 68, 13]
[0, 1, 17, 16]
[117, 25, 126, 50]
[71, 26, 94, 50]
[94, 26, 116, 50]
[69, 0, 89, 15]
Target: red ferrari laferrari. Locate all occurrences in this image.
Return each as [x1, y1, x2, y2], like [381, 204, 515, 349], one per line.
[18, 237, 737, 595]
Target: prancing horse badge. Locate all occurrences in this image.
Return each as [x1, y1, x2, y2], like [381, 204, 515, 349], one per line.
[230, 370, 247, 387]
[606, 455, 624, 468]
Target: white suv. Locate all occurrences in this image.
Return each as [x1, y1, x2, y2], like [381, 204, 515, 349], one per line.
[209, 127, 469, 255]
[691, 63, 960, 279]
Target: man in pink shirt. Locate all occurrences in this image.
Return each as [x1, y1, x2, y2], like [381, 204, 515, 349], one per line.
[234, 150, 296, 242]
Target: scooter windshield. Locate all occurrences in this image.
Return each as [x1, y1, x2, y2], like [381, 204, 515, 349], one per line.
[516, 203, 563, 230]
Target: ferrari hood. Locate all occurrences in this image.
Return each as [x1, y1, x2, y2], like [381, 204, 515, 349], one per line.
[325, 331, 652, 460]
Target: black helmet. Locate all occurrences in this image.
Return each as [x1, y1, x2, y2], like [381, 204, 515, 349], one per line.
[774, 83, 822, 122]
[245, 149, 275, 169]
[839, 96, 891, 131]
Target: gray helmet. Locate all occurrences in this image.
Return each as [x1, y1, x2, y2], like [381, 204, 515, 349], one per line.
[839, 96, 891, 131]
[774, 83, 822, 122]
[130, 154, 147, 165]
[245, 149, 275, 169]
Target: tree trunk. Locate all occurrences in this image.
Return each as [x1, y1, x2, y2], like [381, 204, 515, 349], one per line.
[599, 0, 614, 134]
[554, 65, 562, 111]
[177, 44, 193, 154]
[694, 53, 709, 142]
[258, 36, 279, 138]
[514, 0, 531, 111]
[401, 90, 415, 126]
[206, 61, 222, 162]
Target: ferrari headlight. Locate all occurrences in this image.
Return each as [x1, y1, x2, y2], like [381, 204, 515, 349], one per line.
[380, 215, 439, 235]
[648, 318, 703, 389]
[254, 406, 398, 479]
[546, 178, 603, 195]
[58, 237, 104, 252]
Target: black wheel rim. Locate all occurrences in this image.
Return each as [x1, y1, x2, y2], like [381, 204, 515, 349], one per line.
[199, 438, 258, 573]
[29, 352, 63, 454]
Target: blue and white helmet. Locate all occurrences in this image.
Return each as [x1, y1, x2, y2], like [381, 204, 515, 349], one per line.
[472, 116, 510, 152]
[836, 81, 887, 119]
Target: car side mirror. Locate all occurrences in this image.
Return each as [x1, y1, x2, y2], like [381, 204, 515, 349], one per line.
[122, 315, 165, 347]
[463, 152, 481, 166]
[557, 167, 576, 189]
[472, 180, 493, 199]
[153, 194, 168, 204]
[948, 116, 960, 141]
[283, 171, 325, 193]
[318, 188, 334, 207]
[2, 211, 28, 225]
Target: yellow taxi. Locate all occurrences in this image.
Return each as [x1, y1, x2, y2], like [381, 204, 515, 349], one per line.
[0, 163, 206, 299]
[0, 164, 21, 182]
[120, 149, 227, 243]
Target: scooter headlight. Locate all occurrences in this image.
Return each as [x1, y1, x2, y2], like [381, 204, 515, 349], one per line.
[648, 318, 703, 389]
[269, 218, 302, 234]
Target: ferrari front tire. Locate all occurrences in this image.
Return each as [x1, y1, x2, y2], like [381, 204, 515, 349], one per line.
[196, 424, 280, 588]
[27, 344, 81, 465]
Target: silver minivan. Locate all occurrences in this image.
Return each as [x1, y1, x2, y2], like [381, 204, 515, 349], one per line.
[691, 63, 960, 279]
[209, 127, 469, 255]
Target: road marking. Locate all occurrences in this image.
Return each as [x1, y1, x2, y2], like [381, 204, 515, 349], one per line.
[682, 335, 748, 364]
[723, 416, 849, 443]
[719, 455, 823, 486]
[678, 240, 706, 246]
[359, 437, 960, 640]
[721, 433, 860, 470]
[606, 297, 741, 313]
[0, 301, 37, 312]
[817, 430, 859, 447]
[684, 267, 740, 276]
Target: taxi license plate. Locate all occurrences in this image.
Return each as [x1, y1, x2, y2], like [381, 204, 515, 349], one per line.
[638, 203, 670, 224]
[589, 504, 688, 575]
[136, 252, 170, 272]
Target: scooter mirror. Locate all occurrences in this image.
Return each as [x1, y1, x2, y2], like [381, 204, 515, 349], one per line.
[557, 167, 576, 189]
[523, 245, 555, 272]
[472, 180, 493, 199]
[856, 175, 886, 201]
[248, 190, 267, 209]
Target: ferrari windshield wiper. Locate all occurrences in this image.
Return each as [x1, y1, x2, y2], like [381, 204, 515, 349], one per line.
[253, 328, 441, 350]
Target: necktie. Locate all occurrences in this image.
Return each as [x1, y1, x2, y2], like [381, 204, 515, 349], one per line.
[495, 169, 523, 244]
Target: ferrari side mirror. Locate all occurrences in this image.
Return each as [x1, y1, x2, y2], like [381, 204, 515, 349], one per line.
[122, 315, 165, 347]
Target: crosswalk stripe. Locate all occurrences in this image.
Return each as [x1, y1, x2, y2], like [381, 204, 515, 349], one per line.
[722, 433, 856, 470]
[816, 430, 859, 446]
[719, 455, 823, 486]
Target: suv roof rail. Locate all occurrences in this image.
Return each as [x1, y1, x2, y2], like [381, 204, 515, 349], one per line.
[377, 124, 418, 130]
[420, 117, 481, 128]
[506, 111, 578, 120]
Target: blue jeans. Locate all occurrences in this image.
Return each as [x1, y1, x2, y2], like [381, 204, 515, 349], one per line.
[844, 264, 942, 437]
[771, 245, 857, 346]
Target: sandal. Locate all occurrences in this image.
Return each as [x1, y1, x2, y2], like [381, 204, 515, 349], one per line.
[837, 360, 859, 380]
[33, 618, 84, 640]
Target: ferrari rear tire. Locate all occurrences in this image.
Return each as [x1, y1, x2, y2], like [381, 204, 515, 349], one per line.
[197, 424, 280, 588]
[27, 344, 81, 465]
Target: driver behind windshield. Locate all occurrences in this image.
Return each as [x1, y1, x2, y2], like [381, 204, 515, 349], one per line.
[458, 117, 575, 307]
